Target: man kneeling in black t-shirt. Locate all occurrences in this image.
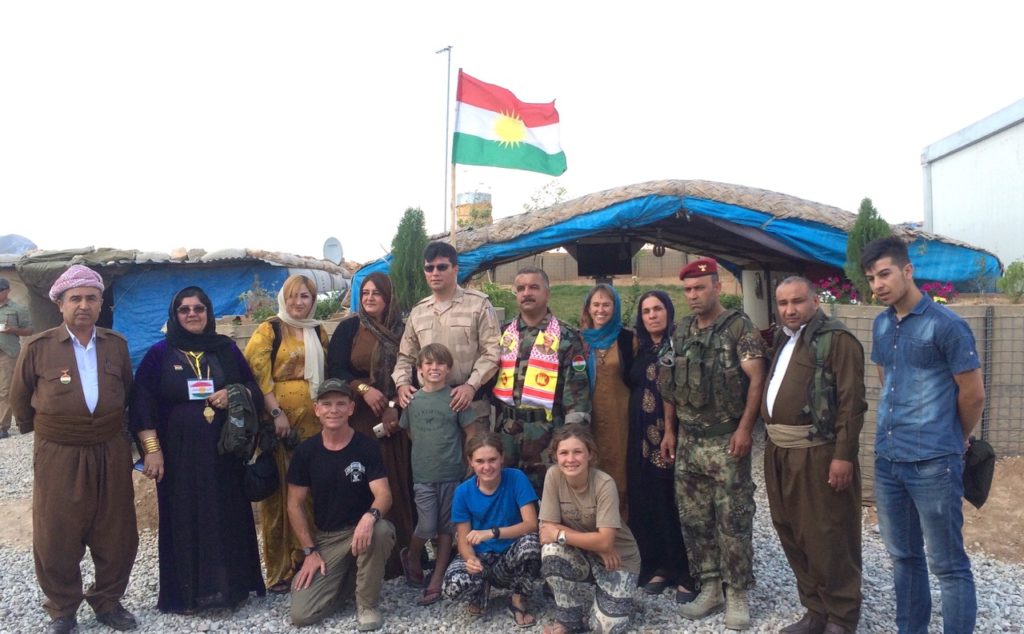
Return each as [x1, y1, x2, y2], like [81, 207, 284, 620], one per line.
[287, 378, 396, 631]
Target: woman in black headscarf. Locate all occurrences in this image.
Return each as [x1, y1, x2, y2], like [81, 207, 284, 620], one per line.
[625, 290, 696, 603]
[130, 287, 265, 613]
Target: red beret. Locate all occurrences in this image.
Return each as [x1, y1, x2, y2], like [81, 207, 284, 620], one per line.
[679, 258, 718, 280]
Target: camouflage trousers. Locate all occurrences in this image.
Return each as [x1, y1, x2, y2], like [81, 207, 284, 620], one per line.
[496, 411, 557, 496]
[674, 432, 755, 589]
[541, 543, 637, 634]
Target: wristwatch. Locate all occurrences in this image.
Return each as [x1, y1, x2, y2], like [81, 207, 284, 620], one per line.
[491, 527, 501, 540]
[557, 530, 567, 546]
[357, 383, 371, 395]
[269, 407, 283, 418]
[367, 508, 382, 523]
[302, 545, 318, 556]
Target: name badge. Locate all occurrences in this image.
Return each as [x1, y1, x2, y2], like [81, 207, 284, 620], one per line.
[188, 379, 216, 400]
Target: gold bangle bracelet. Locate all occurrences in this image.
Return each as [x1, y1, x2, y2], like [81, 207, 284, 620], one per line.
[142, 437, 161, 454]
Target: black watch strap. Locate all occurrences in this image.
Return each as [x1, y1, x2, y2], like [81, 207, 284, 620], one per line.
[491, 526, 501, 539]
[302, 545, 318, 556]
[367, 508, 382, 522]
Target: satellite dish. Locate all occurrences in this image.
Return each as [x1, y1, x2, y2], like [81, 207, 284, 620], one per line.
[323, 237, 343, 264]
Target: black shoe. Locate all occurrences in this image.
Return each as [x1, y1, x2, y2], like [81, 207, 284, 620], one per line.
[641, 577, 674, 595]
[0, 430, 10, 439]
[95, 604, 138, 631]
[47, 615, 77, 634]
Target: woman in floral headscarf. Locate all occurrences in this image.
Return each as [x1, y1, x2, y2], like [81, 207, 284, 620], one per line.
[326, 272, 413, 579]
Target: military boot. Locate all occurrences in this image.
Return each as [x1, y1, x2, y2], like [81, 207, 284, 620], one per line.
[678, 578, 724, 619]
[724, 585, 751, 630]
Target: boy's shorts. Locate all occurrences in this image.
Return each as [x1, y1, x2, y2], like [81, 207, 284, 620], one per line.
[412, 480, 459, 539]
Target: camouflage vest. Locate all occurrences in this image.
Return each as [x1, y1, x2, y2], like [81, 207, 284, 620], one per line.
[671, 309, 749, 419]
[774, 311, 857, 442]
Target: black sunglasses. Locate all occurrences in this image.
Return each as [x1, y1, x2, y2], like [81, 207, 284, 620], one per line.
[177, 305, 208, 315]
[423, 263, 451, 273]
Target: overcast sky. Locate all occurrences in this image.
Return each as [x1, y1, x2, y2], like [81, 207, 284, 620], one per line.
[2, 1, 1021, 264]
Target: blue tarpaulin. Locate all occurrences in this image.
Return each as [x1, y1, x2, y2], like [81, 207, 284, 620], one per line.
[352, 193, 1002, 300]
[112, 263, 289, 368]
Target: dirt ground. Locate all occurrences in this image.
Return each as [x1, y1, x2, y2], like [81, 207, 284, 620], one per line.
[864, 455, 1024, 564]
[4, 458, 1021, 564]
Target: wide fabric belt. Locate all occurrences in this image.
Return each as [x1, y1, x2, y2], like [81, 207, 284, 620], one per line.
[681, 420, 739, 439]
[34, 410, 124, 445]
[765, 423, 831, 449]
[494, 401, 549, 423]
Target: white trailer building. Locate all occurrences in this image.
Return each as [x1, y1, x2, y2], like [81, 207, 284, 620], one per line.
[922, 98, 1024, 266]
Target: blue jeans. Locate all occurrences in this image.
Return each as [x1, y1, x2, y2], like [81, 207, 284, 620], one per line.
[875, 455, 975, 634]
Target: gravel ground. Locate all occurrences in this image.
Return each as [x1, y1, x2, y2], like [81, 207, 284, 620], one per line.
[2, 427, 1022, 633]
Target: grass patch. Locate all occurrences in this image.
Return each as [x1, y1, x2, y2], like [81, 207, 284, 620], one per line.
[546, 284, 691, 328]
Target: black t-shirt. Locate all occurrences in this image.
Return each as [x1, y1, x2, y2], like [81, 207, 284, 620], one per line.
[286, 431, 387, 532]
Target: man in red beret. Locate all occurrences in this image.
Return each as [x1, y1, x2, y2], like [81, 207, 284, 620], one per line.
[659, 258, 766, 630]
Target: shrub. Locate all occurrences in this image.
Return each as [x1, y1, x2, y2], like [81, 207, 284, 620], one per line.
[314, 291, 344, 320]
[390, 207, 430, 313]
[721, 293, 743, 310]
[814, 276, 859, 304]
[997, 261, 1024, 303]
[844, 197, 892, 304]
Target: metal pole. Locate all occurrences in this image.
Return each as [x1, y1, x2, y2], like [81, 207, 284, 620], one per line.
[436, 45, 453, 233]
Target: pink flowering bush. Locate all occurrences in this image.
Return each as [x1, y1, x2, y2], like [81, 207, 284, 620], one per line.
[814, 276, 859, 304]
[921, 281, 958, 304]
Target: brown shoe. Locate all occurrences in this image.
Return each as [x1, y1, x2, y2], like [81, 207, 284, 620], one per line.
[823, 623, 853, 634]
[95, 603, 138, 631]
[780, 611, 827, 634]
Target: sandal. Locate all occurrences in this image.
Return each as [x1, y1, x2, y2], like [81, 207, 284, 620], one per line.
[417, 588, 442, 606]
[467, 581, 490, 618]
[508, 599, 537, 628]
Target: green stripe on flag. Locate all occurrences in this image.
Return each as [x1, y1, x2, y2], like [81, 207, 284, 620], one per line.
[452, 132, 566, 176]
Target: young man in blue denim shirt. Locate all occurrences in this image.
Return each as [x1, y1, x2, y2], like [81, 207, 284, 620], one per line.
[861, 237, 985, 634]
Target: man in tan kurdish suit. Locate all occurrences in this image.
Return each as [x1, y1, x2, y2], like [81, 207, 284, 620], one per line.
[761, 276, 866, 634]
[11, 265, 139, 633]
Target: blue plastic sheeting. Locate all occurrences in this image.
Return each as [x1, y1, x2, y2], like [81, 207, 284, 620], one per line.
[112, 263, 289, 369]
[352, 194, 684, 301]
[352, 193, 1002, 301]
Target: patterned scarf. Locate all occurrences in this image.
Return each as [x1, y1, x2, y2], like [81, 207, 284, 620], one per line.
[494, 315, 561, 420]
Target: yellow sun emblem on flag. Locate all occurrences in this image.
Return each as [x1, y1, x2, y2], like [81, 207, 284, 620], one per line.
[493, 111, 527, 147]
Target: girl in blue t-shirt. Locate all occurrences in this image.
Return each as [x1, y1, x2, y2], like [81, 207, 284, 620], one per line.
[442, 431, 540, 627]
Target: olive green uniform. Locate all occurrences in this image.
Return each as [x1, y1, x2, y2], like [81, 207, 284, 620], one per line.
[660, 310, 765, 590]
[492, 314, 591, 493]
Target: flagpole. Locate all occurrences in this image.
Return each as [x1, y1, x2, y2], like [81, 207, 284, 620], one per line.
[436, 45, 453, 234]
[449, 162, 457, 244]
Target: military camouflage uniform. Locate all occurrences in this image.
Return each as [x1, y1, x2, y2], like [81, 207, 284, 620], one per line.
[660, 310, 765, 590]
[492, 313, 591, 493]
[392, 286, 501, 422]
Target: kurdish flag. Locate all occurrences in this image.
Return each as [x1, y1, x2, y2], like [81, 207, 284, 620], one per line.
[452, 70, 566, 176]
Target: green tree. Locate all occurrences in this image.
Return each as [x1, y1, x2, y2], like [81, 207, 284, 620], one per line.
[997, 260, 1024, 303]
[390, 207, 430, 313]
[844, 197, 892, 303]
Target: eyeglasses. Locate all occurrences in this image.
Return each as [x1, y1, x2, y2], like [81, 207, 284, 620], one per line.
[177, 305, 208, 315]
[423, 263, 451, 273]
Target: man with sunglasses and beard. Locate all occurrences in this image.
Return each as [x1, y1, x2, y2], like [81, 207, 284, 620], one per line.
[10, 265, 139, 633]
[393, 241, 500, 431]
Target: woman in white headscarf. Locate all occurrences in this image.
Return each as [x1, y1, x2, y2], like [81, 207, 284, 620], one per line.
[243, 274, 328, 593]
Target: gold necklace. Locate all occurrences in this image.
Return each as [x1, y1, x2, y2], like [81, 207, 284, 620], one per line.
[597, 349, 609, 365]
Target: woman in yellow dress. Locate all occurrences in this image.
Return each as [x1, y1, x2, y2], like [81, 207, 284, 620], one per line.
[243, 274, 328, 593]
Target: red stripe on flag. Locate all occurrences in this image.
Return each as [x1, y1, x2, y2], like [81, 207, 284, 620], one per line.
[457, 69, 559, 128]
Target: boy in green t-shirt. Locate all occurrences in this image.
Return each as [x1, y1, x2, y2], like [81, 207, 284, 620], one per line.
[399, 343, 481, 606]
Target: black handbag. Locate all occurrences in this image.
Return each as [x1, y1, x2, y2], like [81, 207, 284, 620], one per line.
[243, 449, 280, 503]
[963, 436, 995, 509]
